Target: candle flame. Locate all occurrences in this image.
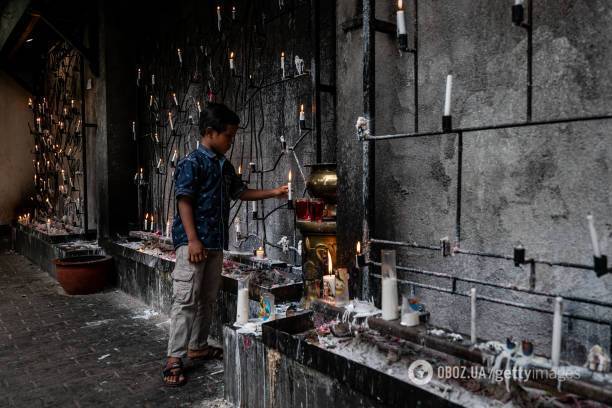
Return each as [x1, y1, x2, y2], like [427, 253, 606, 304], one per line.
[357, 241, 361, 254]
[281, 51, 285, 57]
[145, 213, 148, 220]
[327, 251, 333, 275]
[230, 51, 234, 59]
[217, 5, 220, 10]
[238, 164, 242, 174]
[398, 0, 403, 10]
[300, 104, 304, 113]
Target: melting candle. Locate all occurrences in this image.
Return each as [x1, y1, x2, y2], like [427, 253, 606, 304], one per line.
[323, 251, 336, 302]
[396, 0, 407, 35]
[287, 170, 292, 201]
[587, 214, 601, 257]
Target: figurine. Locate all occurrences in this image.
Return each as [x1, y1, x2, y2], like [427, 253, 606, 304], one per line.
[586, 345, 610, 372]
[294, 55, 304, 76]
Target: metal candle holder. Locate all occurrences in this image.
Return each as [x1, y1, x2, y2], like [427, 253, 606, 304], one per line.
[440, 237, 451, 257]
[442, 115, 452, 133]
[398, 33, 408, 52]
[594, 255, 608, 278]
[512, 4, 524, 26]
[514, 246, 526, 266]
[356, 253, 366, 268]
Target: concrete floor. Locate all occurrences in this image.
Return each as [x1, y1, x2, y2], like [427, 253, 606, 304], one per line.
[0, 250, 231, 407]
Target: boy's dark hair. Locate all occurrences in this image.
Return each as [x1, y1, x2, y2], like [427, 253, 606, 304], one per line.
[199, 103, 240, 135]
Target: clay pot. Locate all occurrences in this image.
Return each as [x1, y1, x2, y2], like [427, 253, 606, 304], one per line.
[54, 255, 113, 295]
[306, 163, 337, 203]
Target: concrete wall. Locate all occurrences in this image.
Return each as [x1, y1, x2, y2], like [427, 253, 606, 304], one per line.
[337, 0, 612, 365]
[0, 71, 33, 224]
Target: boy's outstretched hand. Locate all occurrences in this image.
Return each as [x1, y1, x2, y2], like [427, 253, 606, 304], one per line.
[274, 185, 289, 198]
[188, 239, 208, 263]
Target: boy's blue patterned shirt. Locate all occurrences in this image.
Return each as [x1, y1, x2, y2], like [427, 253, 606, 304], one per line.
[172, 143, 246, 250]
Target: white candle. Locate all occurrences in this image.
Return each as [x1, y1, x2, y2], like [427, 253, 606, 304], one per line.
[150, 215, 155, 232]
[47, 218, 51, 233]
[551, 297, 563, 367]
[515, 0, 524, 5]
[151, 74, 155, 86]
[166, 219, 171, 238]
[36, 117, 41, 132]
[177, 48, 182, 65]
[232, 6, 236, 20]
[137, 68, 141, 85]
[217, 6, 222, 31]
[171, 149, 177, 166]
[172, 93, 178, 106]
[587, 214, 601, 257]
[299, 104, 305, 122]
[256, 246, 265, 259]
[444, 74, 453, 116]
[229, 52, 235, 70]
[168, 112, 174, 130]
[149, 94, 154, 107]
[287, 170, 292, 201]
[144, 213, 149, 231]
[236, 287, 249, 325]
[382, 277, 399, 320]
[281, 52, 285, 78]
[470, 288, 477, 343]
[197, 101, 201, 113]
[323, 251, 336, 301]
[235, 217, 241, 234]
[132, 121, 136, 140]
[252, 200, 257, 215]
[396, 0, 407, 35]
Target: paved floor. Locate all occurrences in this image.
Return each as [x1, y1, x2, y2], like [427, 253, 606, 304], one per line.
[0, 251, 231, 407]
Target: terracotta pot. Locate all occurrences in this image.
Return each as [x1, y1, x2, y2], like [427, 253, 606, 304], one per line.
[54, 255, 113, 295]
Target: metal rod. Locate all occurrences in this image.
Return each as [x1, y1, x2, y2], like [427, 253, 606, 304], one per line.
[368, 271, 611, 326]
[413, 0, 419, 132]
[362, 0, 376, 299]
[364, 113, 612, 141]
[454, 131, 462, 244]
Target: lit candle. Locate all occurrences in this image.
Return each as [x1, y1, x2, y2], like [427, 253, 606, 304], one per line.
[232, 5, 236, 20]
[396, 0, 407, 35]
[281, 52, 285, 78]
[137, 68, 141, 86]
[287, 170, 292, 201]
[299, 104, 305, 128]
[470, 288, 477, 343]
[151, 74, 155, 86]
[139, 167, 144, 181]
[197, 101, 201, 114]
[587, 214, 601, 257]
[168, 111, 174, 130]
[150, 215, 155, 232]
[252, 200, 257, 217]
[256, 246, 265, 259]
[444, 74, 453, 116]
[177, 48, 183, 65]
[229, 51, 235, 71]
[47, 218, 51, 233]
[149, 94, 154, 107]
[217, 6, 222, 31]
[234, 217, 241, 234]
[36, 117, 41, 132]
[144, 213, 148, 231]
[157, 158, 163, 169]
[131, 121, 136, 140]
[172, 92, 178, 106]
[323, 251, 336, 302]
[551, 297, 563, 367]
[171, 149, 178, 167]
[237, 164, 242, 175]
[71, 99, 75, 109]
[28, 98, 33, 109]
[154, 133, 159, 144]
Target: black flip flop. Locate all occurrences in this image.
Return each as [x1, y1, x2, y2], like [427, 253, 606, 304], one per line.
[161, 360, 187, 387]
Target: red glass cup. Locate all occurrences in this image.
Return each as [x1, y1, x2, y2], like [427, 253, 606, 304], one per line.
[311, 199, 325, 222]
[295, 198, 311, 221]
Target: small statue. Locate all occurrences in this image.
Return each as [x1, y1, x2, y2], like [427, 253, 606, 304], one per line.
[277, 236, 289, 253]
[294, 55, 304, 76]
[586, 345, 610, 372]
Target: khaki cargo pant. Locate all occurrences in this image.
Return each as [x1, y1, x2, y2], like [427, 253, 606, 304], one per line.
[167, 245, 224, 358]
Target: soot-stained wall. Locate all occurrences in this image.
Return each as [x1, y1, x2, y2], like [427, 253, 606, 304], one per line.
[337, 0, 612, 365]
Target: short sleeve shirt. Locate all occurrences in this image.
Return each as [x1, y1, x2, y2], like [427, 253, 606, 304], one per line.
[171, 143, 247, 250]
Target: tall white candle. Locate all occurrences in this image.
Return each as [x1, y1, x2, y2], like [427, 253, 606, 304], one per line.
[281, 52, 285, 78]
[287, 170, 292, 201]
[229, 52, 235, 70]
[168, 112, 174, 130]
[197, 101, 201, 113]
[396, 0, 407, 35]
[470, 288, 477, 343]
[382, 278, 399, 320]
[551, 296, 563, 367]
[217, 6, 222, 31]
[151, 74, 155, 86]
[236, 287, 249, 325]
[444, 74, 453, 116]
[252, 200, 257, 215]
[235, 217, 241, 234]
[173, 93, 178, 106]
[144, 214, 148, 231]
[232, 6, 236, 20]
[587, 214, 601, 257]
[177, 48, 182, 65]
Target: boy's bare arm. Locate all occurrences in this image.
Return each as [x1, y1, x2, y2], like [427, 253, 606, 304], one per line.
[240, 185, 288, 201]
[177, 197, 207, 263]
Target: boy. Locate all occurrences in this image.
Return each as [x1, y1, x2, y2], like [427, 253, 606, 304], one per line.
[162, 103, 287, 386]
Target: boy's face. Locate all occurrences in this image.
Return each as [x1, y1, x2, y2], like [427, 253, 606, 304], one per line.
[204, 124, 238, 154]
